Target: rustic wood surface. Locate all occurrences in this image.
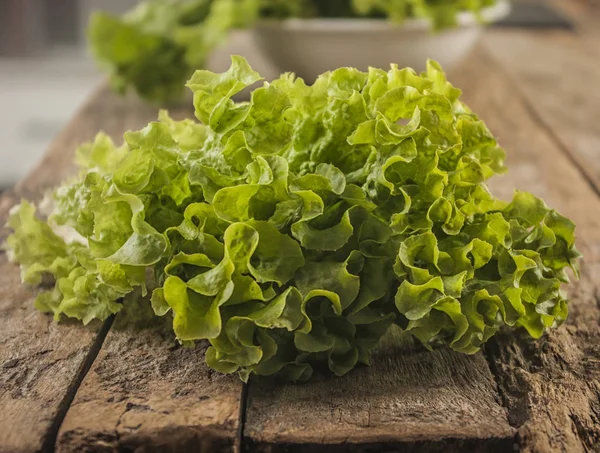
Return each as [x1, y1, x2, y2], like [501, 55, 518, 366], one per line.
[2, 3, 600, 452]
[245, 328, 513, 453]
[57, 304, 243, 453]
[482, 29, 600, 194]
[0, 255, 105, 453]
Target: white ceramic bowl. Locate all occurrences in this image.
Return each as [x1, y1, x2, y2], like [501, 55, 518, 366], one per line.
[252, 1, 510, 81]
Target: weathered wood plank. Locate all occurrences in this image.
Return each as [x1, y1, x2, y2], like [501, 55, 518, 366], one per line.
[481, 28, 600, 193]
[0, 255, 106, 453]
[57, 305, 243, 453]
[459, 48, 600, 453]
[244, 328, 514, 453]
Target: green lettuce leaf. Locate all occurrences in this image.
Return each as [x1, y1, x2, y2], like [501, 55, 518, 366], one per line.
[6, 56, 580, 382]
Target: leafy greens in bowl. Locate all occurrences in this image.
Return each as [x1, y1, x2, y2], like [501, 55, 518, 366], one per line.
[89, 0, 499, 104]
[6, 57, 580, 382]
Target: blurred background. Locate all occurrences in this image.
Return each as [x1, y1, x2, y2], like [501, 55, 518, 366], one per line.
[0, 0, 278, 189]
[0, 0, 139, 188]
[0, 0, 588, 189]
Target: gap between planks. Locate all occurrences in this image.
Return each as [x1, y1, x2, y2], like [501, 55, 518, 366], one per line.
[40, 316, 115, 453]
[236, 383, 250, 453]
[0, 85, 196, 453]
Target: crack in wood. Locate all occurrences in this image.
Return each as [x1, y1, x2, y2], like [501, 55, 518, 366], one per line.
[113, 401, 151, 446]
[40, 315, 115, 453]
[483, 338, 531, 431]
[243, 437, 515, 453]
[483, 342, 521, 429]
[237, 382, 249, 453]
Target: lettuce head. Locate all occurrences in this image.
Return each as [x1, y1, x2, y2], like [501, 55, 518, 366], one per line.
[6, 57, 580, 381]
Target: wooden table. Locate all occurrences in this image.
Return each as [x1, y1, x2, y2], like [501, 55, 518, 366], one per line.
[1, 4, 600, 453]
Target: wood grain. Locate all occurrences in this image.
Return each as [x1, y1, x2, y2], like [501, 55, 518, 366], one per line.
[244, 328, 513, 452]
[459, 48, 600, 453]
[0, 254, 106, 453]
[481, 29, 600, 194]
[57, 304, 243, 453]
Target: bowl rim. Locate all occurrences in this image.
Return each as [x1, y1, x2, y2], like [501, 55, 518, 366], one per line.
[255, 0, 511, 32]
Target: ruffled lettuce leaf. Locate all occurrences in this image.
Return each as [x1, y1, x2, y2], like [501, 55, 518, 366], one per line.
[6, 57, 580, 382]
